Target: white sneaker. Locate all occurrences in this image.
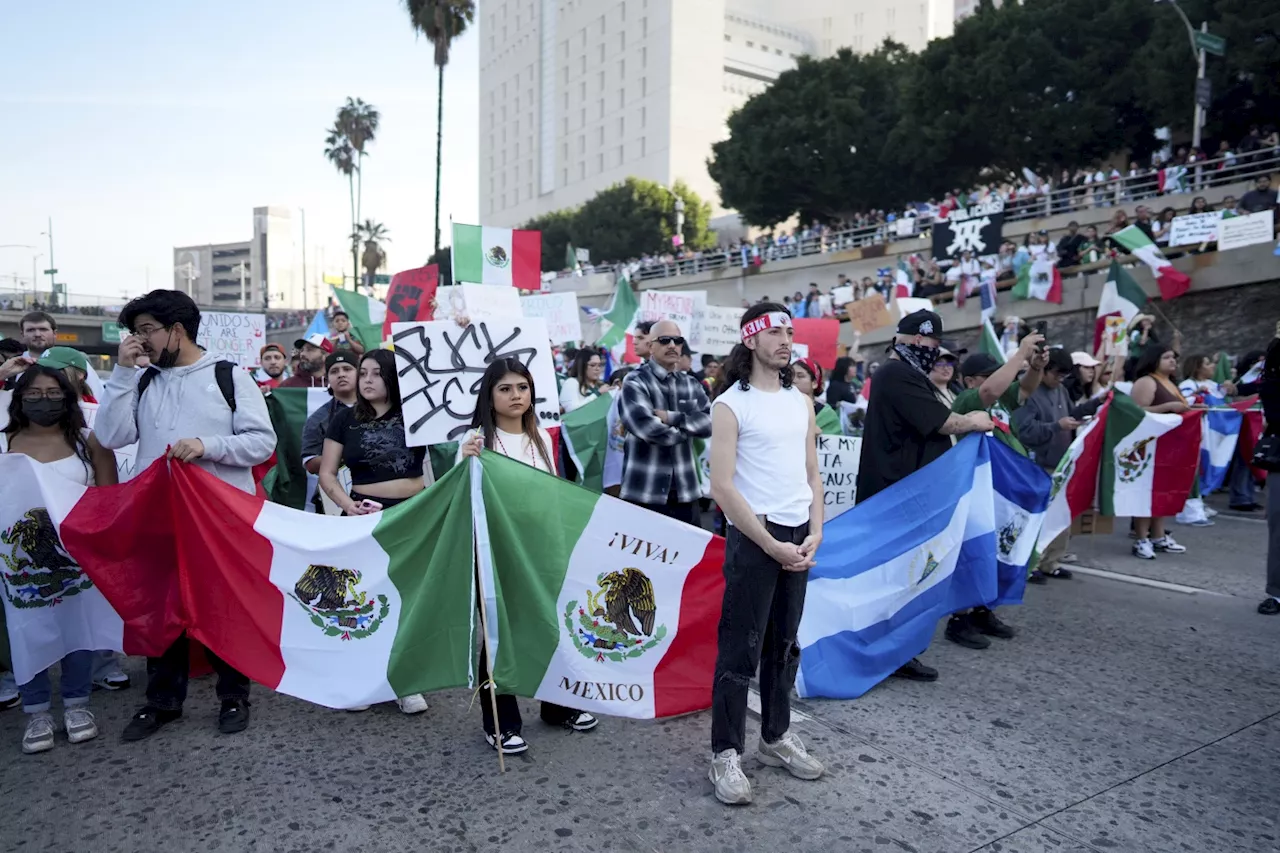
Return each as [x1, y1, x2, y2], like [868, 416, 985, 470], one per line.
[1133, 538, 1156, 560]
[567, 712, 598, 732]
[22, 712, 56, 754]
[64, 707, 98, 744]
[757, 730, 824, 781]
[709, 748, 752, 805]
[1152, 535, 1187, 554]
[395, 694, 429, 715]
[1204, 506, 1220, 518]
[346, 705, 372, 712]
[485, 731, 530, 754]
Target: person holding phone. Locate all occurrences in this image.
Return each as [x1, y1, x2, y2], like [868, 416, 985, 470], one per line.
[319, 349, 430, 714]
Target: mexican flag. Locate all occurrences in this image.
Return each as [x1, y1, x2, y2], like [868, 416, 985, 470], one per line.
[1036, 396, 1110, 551]
[474, 453, 725, 719]
[816, 405, 843, 435]
[1099, 392, 1202, 518]
[331, 287, 388, 350]
[560, 393, 614, 493]
[1094, 260, 1148, 354]
[261, 387, 333, 510]
[1109, 226, 1191, 302]
[893, 258, 913, 299]
[979, 318, 1006, 365]
[598, 272, 639, 354]
[1011, 258, 1062, 304]
[452, 223, 542, 290]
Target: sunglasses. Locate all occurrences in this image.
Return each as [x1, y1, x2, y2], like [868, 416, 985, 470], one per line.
[654, 336, 685, 346]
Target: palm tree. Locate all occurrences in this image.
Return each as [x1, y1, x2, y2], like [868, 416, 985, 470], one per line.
[356, 219, 390, 292]
[324, 127, 358, 286]
[338, 98, 380, 231]
[404, 0, 476, 253]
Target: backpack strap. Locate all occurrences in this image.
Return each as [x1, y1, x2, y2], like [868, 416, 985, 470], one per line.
[136, 366, 160, 399]
[137, 362, 237, 413]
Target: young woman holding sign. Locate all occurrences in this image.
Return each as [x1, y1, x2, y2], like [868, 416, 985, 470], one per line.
[459, 358, 598, 754]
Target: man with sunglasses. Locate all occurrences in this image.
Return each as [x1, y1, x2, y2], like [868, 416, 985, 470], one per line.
[617, 319, 712, 525]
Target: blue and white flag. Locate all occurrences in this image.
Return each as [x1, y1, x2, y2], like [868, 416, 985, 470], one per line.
[989, 439, 1052, 607]
[1200, 397, 1242, 493]
[303, 309, 329, 341]
[797, 436, 997, 700]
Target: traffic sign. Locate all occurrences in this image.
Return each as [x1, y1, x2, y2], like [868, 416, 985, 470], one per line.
[102, 322, 127, 344]
[42, 268, 57, 275]
[1194, 30, 1225, 57]
[1195, 78, 1212, 109]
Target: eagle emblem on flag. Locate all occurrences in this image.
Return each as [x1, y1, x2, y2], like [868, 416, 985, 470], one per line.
[485, 245, 510, 269]
[1117, 437, 1157, 483]
[565, 568, 667, 662]
[1, 508, 94, 608]
[289, 564, 389, 641]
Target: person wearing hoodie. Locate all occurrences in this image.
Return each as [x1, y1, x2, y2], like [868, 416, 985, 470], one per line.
[96, 289, 276, 742]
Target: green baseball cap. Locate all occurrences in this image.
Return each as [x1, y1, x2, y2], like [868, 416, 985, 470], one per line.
[38, 346, 90, 373]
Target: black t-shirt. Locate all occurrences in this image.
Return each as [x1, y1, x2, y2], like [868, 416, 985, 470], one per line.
[856, 359, 954, 502]
[324, 406, 426, 486]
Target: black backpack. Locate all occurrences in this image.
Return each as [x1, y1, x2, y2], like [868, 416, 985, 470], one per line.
[137, 360, 237, 413]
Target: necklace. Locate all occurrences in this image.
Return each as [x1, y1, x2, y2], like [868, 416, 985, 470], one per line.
[494, 430, 538, 468]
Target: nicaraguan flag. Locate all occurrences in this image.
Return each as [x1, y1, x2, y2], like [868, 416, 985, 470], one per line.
[989, 439, 1052, 607]
[1200, 396, 1242, 493]
[303, 309, 329, 340]
[796, 436, 997, 700]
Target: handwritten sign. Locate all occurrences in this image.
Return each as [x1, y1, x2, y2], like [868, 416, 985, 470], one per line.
[847, 295, 893, 335]
[197, 312, 266, 368]
[698, 305, 744, 355]
[521, 292, 582, 343]
[391, 318, 560, 447]
[1217, 210, 1275, 252]
[1166, 211, 1222, 246]
[638, 290, 700, 338]
[818, 434, 862, 520]
[1102, 315, 1128, 358]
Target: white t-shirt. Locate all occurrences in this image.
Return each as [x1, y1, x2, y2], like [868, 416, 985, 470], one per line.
[0, 429, 96, 486]
[712, 384, 812, 527]
[456, 426, 556, 474]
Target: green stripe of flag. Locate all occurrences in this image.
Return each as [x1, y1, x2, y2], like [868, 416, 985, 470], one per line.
[452, 224, 484, 283]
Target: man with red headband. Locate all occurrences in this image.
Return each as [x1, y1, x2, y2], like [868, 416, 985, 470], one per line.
[707, 302, 825, 805]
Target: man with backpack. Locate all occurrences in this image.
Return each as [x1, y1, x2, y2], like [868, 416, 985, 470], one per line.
[96, 289, 276, 741]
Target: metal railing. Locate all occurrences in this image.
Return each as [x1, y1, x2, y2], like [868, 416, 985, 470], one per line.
[0, 290, 312, 330]
[554, 147, 1280, 284]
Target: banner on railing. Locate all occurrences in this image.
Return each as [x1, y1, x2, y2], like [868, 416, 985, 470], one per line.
[931, 201, 1004, 261]
[1167, 211, 1222, 246]
[1218, 210, 1274, 252]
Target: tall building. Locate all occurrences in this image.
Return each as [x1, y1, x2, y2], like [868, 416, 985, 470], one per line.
[173, 206, 311, 310]
[479, 0, 955, 229]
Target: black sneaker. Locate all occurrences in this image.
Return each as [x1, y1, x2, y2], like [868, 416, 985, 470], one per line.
[566, 712, 598, 732]
[122, 706, 182, 742]
[218, 699, 251, 735]
[945, 613, 991, 650]
[1229, 503, 1261, 512]
[1027, 570, 1048, 585]
[970, 606, 1016, 640]
[1259, 598, 1280, 616]
[485, 731, 530, 754]
[891, 657, 938, 682]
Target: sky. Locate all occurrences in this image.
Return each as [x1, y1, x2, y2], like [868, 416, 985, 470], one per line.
[0, 1, 480, 305]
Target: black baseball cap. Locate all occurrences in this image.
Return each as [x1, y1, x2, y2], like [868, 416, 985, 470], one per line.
[961, 353, 1002, 378]
[1045, 347, 1074, 374]
[325, 351, 357, 373]
[897, 309, 943, 338]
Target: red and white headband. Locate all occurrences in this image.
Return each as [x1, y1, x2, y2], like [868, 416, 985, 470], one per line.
[741, 312, 792, 341]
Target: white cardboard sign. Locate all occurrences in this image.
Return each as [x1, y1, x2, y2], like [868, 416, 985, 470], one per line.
[197, 312, 267, 368]
[638, 290, 702, 341]
[699, 305, 745, 355]
[818, 434, 861, 520]
[1217, 210, 1275, 252]
[391, 318, 561, 447]
[520, 292, 582, 343]
[1166, 211, 1222, 246]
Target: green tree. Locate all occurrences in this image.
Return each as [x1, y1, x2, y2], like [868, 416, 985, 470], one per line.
[356, 220, 390, 290]
[427, 246, 452, 287]
[404, 0, 476, 254]
[522, 208, 578, 272]
[325, 99, 379, 287]
[324, 127, 358, 286]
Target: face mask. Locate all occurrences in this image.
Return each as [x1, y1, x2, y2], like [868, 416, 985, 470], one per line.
[22, 399, 64, 427]
[893, 342, 940, 375]
[155, 328, 179, 370]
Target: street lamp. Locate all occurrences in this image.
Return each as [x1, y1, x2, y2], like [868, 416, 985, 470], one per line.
[231, 261, 249, 309]
[1154, 0, 1209, 153]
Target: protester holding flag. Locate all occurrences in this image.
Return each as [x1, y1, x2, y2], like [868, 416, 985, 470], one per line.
[458, 358, 598, 753]
[559, 349, 608, 414]
[97, 289, 276, 741]
[2, 365, 118, 753]
[1127, 343, 1192, 560]
[280, 334, 333, 389]
[707, 303, 824, 805]
[1179, 355, 1236, 402]
[301, 351, 359, 476]
[257, 344, 289, 390]
[327, 311, 366, 355]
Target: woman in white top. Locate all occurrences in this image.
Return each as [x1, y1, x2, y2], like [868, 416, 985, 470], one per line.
[2, 365, 116, 755]
[458, 358, 597, 754]
[1179, 353, 1237, 402]
[558, 348, 607, 414]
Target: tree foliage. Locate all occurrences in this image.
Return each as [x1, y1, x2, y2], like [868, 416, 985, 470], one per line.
[523, 178, 715, 268]
[709, 0, 1278, 227]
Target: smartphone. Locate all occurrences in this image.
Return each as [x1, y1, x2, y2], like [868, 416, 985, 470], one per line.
[1033, 320, 1048, 352]
[358, 499, 383, 512]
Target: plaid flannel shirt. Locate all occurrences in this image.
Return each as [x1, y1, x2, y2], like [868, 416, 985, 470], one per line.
[616, 360, 713, 505]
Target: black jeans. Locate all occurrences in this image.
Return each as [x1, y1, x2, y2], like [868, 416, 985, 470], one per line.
[146, 633, 250, 712]
[477, 645, 576, 736]
[638, 493, 699, 527]
[711, 521, 809, 755]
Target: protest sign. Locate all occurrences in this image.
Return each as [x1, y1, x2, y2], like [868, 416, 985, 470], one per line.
[894, 296, 935, 319]
[790, 343, 809, 360]
[1217, 210, 1275, 252]
[521, 292, 582, 343]
[1166, 211, 1222, 246]
[831, 285, 854, 307]
[848, 295, 893, 335]
[197, 312, 266, 368]
[818, 435, 861, 520]
[1102, 316, 1128, 357]
[686, 292, 710, 349]
[895, 218, 916, 238]
[391, 318, 560, 447]
[638, 290, 701, 338]
[792, 318, 839, 369]
[697, 305, 744, 355]
[461, 283, 523, 321]
[382, 265, 440, 340]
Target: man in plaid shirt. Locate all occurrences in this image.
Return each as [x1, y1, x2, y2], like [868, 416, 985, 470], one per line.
[617, 319, 712, 524]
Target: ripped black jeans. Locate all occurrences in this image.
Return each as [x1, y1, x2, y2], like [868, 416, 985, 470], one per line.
[710, 521, 809, 755]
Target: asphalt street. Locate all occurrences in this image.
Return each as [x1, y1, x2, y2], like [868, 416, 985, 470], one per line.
[3, 496, 1277, 853]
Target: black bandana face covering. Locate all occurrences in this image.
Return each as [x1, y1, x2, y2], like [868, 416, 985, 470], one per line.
[893, 342, 940, 375]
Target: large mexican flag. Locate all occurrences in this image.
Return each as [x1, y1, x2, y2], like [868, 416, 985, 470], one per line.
[261, 387, 332, 509]
[1036, 395, 1111, 550]
[1099, 392, 1202, 517]
[474, 453, 725, 719]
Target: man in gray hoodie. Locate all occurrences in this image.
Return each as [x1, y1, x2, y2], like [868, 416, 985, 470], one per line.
[96, 289, 276, 741]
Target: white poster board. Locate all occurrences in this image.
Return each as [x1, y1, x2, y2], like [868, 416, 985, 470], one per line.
[1217, 210, 1275, 252]
[461, 283, 524, 322]
[895, 218, 917, 238]
[894, 296, 935, 319]
[831, 285, 854, 307]
[790, 343, 810, 360]
[1166, 211, 1222, 246]
[818, 434, 861, 520]
[697, 305, 744, 355]
[520, 292, 582, 343]
[391, 318, 561, 447]
[197, 312, 266, 368]
[638, 290, 702, 341]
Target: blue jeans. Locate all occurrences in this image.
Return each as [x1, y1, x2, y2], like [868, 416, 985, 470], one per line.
[1230, 460, 1257, 507]
[19, 649, 94, 713]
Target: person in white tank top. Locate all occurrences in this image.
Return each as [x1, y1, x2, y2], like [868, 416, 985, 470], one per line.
[2, 365, 117, 755]
[705, 304, 825, 806]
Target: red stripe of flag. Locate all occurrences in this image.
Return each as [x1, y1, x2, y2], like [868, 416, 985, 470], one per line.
[1150, 410, 1205, 517]
[652, 536, 726, 718]
[512, 229, 543, 291]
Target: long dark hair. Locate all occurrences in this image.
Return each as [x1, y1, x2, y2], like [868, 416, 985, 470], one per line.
[5, 365, 91, 474]
[470, 358, 553, 470]
[831, 357, 855, 386]
[570, 348, 603, 396]
[354, 349, 402, 422]
[1134, 341, 1176, 379]
[715, 302, 794, 397]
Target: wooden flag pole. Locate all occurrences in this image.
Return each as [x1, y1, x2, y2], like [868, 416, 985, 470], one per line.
[473, 543, 506, 774]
